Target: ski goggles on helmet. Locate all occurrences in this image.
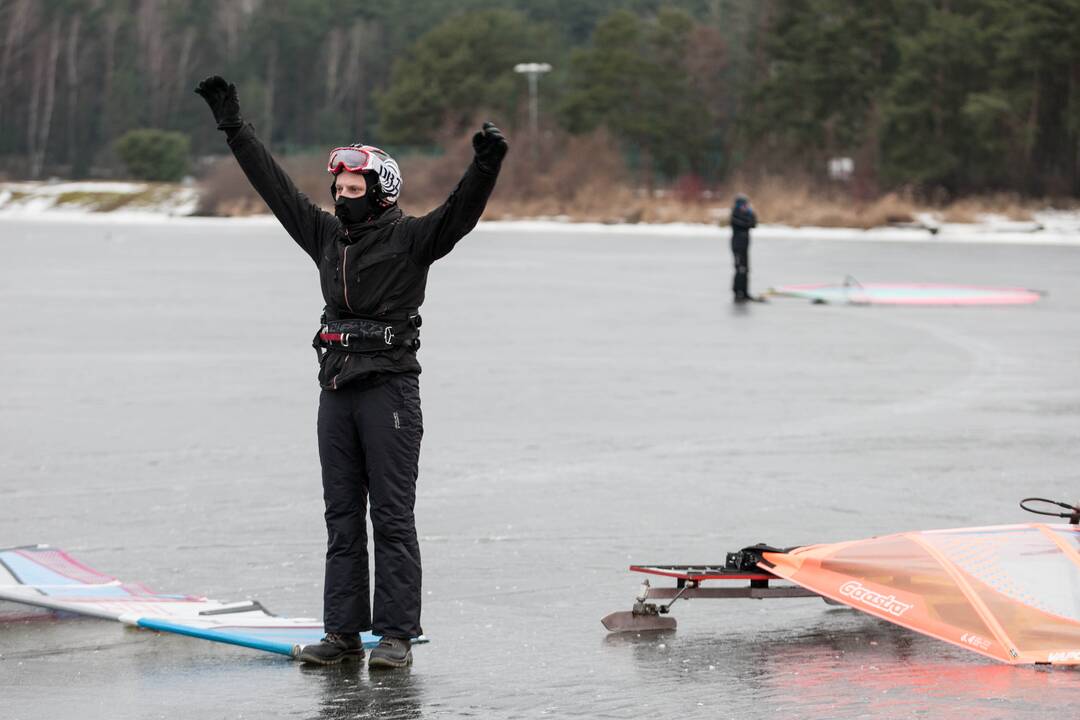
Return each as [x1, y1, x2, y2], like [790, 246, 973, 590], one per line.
[327, 144, 403, 204]
[328, 146, 382, 175]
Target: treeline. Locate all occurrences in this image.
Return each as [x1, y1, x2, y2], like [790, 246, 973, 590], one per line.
[757, 1, 1080, 197]
[1, 0, 1078, 198]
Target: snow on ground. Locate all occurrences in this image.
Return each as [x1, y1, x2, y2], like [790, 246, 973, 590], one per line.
[0, 179, 199, 217]
[485, 212, 1080, 246]
[2, 180, 149, 194]
[2, 180, 1078, 245]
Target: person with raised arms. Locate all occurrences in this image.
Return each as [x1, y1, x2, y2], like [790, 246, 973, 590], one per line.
[195, 75, 507, 668]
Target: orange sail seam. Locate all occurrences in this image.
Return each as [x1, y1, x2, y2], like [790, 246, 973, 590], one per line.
[763, 548, 1008, 663]
[908, 532, 1019, 661]
[1033, 523, 1080, 571]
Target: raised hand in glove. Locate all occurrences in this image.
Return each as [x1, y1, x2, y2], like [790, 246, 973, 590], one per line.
[194, 75, 243, 132]
[472, 121, 508, 172]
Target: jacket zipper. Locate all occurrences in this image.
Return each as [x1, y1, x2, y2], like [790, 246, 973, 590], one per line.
[332, 355, 350, 390]
[341, 244, 353, 312]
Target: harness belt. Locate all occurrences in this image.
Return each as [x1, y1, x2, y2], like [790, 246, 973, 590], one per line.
[313, 314, 421, 355]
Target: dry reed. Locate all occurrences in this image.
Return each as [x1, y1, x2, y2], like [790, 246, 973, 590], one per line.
[195, 133, 1057, 228]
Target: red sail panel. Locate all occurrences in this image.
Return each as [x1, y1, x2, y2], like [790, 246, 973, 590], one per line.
[763, 524, 1080, 665]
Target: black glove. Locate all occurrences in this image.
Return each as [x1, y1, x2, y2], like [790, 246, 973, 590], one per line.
[472, 121, 508, 172]
[194, 75, 243, 132]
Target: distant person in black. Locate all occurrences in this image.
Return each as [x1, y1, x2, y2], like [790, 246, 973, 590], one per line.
[195, 76, 507, 668]
[729, 194, 758, 302]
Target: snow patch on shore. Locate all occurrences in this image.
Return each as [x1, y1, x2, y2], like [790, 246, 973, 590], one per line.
[0, 180, 199, 217]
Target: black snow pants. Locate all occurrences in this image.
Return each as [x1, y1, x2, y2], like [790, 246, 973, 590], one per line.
[318, 372, 423, 638]
[731, 236, 750, 299]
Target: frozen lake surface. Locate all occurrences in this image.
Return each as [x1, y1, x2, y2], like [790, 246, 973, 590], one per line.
[1, 217, 1078, 718]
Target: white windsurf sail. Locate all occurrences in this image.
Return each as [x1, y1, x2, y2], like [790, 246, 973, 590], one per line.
[0, 545, 419, 658]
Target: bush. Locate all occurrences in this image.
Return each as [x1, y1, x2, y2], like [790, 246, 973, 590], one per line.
[114, 129, 190, 181]
[196, 152, 329, 217]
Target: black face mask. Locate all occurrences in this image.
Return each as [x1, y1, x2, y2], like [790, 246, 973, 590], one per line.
[332, 170, 385, 226]
[334, 193, 375, 225]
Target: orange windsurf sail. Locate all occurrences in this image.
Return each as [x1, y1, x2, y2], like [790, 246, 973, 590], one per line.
[762, 523, 1080, 665]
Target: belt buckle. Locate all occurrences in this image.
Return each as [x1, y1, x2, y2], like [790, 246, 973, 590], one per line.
[384, 327, 394, 345]
[341, 333, 351, 348]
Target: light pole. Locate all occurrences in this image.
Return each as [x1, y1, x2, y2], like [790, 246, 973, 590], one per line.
[514, 62, 551, 162]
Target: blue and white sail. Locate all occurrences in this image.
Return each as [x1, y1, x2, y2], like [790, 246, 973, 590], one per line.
[0, 545, 409, 658]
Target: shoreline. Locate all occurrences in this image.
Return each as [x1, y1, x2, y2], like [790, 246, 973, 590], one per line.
[1, 180, 1078, 246]
[2, 210, 1078, 247]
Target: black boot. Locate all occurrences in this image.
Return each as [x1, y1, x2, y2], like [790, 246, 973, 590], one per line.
[368, 636, 412, 669]
[298, 633, 365, 665]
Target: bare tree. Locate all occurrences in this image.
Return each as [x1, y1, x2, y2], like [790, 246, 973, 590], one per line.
[325, 27, 344, 111]
[344, 21, 376, 138]
[0, 0, 33, 95]
[169, 26, 197, 123]
[28, 14, 62, 178]
[136, 0, 167, 126]
[101, 9, 122, 144]
[263, 43, 276, 145]
[65, 12, 83, 168]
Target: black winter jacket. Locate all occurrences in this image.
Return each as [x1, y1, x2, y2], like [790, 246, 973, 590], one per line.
[730, 205, 757, 246]
[227, 123, 500, 390]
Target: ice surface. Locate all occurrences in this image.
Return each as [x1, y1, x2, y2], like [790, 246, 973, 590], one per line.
[1, 216, 1078, 718]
